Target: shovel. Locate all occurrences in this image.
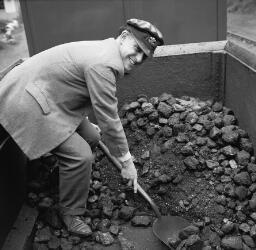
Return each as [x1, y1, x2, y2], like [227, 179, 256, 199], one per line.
[98, 141, 190, 249]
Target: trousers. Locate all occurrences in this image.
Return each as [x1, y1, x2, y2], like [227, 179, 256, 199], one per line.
[52, 117, 100, 216]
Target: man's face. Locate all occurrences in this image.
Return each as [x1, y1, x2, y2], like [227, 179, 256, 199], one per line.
[119, 32, 148, 73]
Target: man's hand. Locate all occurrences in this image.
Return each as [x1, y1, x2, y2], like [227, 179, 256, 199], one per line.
[121, 158, 138, 193]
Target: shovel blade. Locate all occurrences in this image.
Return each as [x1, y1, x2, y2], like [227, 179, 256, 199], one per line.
[153, 216, 190, 249]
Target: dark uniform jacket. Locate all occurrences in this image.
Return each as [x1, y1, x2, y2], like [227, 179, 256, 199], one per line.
[0, 38, 129, 160]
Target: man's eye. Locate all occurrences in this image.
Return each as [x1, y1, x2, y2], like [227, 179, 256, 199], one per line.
[135, 46, 142, 53]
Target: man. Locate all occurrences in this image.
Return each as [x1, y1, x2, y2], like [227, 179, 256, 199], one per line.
[0, 18, 164, 236]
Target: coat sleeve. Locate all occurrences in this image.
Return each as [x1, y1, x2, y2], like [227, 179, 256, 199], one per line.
[84, 64, 129, 158]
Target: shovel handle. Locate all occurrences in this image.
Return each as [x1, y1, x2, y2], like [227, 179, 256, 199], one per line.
[98, 141, 161, 218]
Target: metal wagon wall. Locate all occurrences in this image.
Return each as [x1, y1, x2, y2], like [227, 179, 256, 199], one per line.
[19, 0, 227, 56]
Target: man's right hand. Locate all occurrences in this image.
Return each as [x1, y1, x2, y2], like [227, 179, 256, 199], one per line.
[120, 157, 138, 193]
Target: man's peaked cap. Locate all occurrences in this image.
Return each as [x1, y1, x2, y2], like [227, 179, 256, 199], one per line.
[125, 18, 164, 56]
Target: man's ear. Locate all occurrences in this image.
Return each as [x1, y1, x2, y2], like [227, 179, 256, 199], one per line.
[120, 30, 130, 41]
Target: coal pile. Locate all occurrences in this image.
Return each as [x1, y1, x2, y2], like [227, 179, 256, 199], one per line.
[28, 93, 256, 250]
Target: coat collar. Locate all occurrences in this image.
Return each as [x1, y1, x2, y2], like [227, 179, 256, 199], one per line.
[108, 38, 125, 79]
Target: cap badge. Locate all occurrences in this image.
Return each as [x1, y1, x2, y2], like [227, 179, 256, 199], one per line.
[147, 36, 157, 46]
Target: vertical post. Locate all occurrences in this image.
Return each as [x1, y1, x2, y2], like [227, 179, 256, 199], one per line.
[19, 0, 34, 56]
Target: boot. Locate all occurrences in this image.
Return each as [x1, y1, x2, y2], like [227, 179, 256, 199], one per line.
[61, 214, 92, 237]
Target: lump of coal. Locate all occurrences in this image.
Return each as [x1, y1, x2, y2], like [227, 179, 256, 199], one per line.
[131, 215, 151, 227]
[167, 233, 181, 248]
[221, 236, 243, 250]
[178, 225, 200, 240]
[119, 206, 135, 221]
[95, 231, 114, 246]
